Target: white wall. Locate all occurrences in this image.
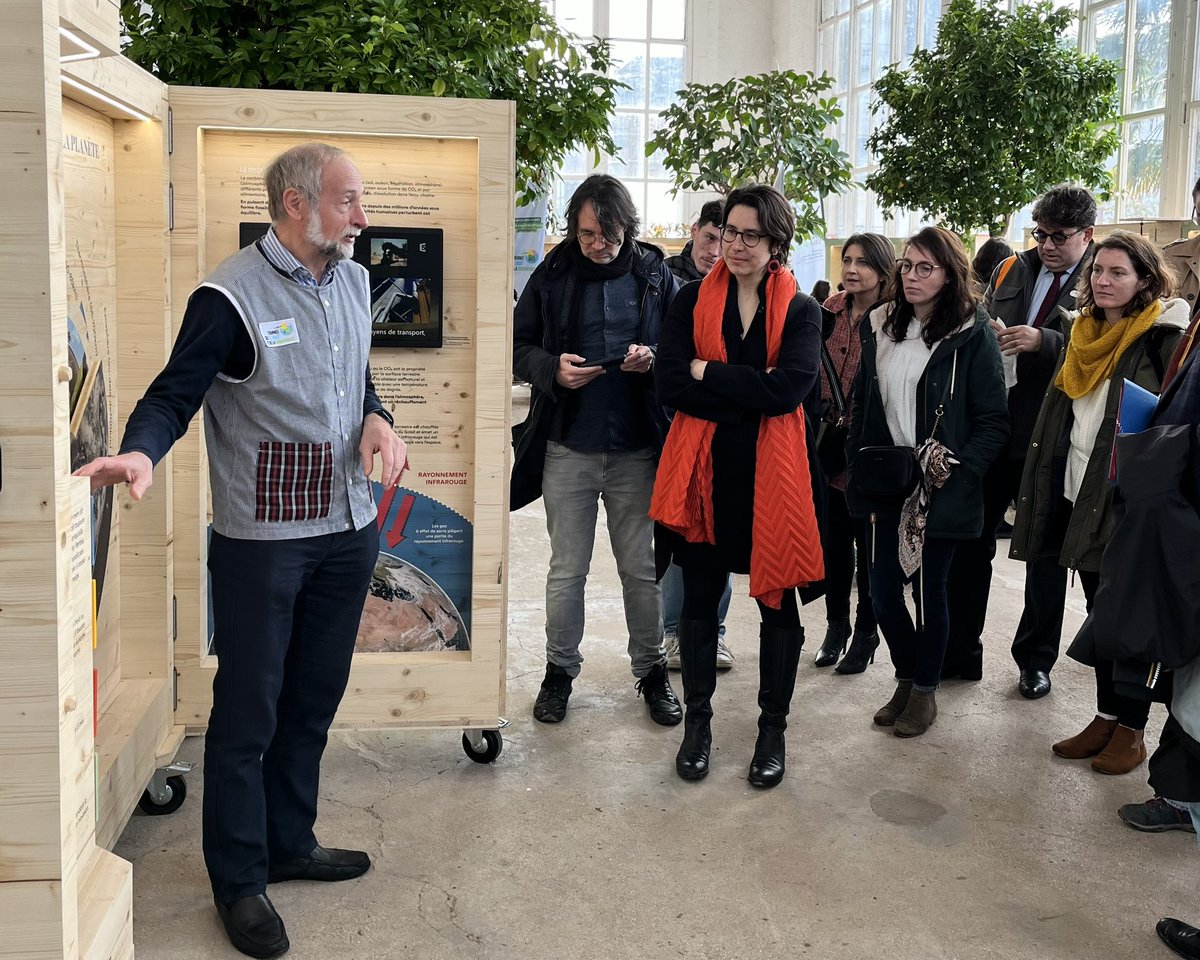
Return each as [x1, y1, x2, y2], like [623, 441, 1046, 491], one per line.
[690, 0, 822, 84]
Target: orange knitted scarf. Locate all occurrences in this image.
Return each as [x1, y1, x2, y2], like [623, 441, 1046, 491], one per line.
[650, 260, 824, 608]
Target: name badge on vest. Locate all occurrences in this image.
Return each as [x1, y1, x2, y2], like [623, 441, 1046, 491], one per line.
[259, 318, 300, 347]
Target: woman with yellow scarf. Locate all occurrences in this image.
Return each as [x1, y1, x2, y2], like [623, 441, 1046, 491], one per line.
[1010, 231, 1186, 775]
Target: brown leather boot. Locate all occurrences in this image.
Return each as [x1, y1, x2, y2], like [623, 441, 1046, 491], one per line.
[1051, 716, 1117, 759]
[1091, 725, 1147, 775]
[894, 689, 937, 738]
[873, 680, 913, 726]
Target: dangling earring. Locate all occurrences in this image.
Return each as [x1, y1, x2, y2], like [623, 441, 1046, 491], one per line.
[767, 258, 781, 274]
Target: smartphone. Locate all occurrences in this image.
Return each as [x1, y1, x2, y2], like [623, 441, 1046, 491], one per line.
[577, 353, 628, 369]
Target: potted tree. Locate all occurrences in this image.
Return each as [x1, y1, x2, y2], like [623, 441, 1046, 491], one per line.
[120, 0, 622, 204]
[644, 70, 853, 242]
[866, 0, 1121, 238]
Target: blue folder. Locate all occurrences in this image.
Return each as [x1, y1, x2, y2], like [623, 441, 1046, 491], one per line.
[1117, 378, 1158, 435]
[1109, 378, 1159, 482]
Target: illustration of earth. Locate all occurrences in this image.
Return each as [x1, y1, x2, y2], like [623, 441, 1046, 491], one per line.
[356, 552, 470, 653]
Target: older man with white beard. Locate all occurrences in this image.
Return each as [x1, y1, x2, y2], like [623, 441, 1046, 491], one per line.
[75, 143, 406, 959]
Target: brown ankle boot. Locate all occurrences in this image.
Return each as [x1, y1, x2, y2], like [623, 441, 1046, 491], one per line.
[874, 681, 913, 726]
[894, 689, 937, 738]
[1091, 725, 1147, 775]
[1052, 716, 1117, 759]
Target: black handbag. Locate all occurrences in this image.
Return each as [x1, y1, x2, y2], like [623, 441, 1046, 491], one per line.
[848, 357, 952, 502]
[816, 340, 850, 476]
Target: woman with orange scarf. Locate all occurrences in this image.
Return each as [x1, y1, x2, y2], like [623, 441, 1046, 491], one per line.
[1011, 231, 1186, 775]
[651, 184, 824, 788]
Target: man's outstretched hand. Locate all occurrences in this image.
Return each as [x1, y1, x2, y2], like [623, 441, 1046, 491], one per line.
[73, 452, 154, 500]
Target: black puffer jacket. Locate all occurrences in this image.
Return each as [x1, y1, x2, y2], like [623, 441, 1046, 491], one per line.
[845, 303, 1010, 538]
[510, 240, 677, 510]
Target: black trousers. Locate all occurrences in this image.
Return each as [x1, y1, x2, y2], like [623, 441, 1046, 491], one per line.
[1011, 496, 1090, 673]
[1095, 660, 1153, 730]
[822, 485, 875, 631]
[945, 456, 1024, 674]
[680, 565, 799, 628]
[203, 525, 377, 903]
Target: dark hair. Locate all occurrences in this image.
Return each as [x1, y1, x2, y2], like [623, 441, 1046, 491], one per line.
[810, 280, 831, 303]
[972, 237, 1014, 288]
[1031, 184, 1097, 230]
[723, 184, 795, 260]
[1075, 230, 1178, 317]
[696, 200, 724, 230]
[841, 232, 896, 310]
[1192, 176, 1200, 196]
[884, 226, 976, 346]
[566, 174, 639, 245]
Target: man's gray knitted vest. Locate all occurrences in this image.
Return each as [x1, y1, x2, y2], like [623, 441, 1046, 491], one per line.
[201, 244, 376, 540]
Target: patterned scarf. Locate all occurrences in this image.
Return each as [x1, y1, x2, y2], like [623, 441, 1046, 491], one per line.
[898, 438, 959, 578]
[649, 259, 824, 608]
[1056, 301, 1162, 400]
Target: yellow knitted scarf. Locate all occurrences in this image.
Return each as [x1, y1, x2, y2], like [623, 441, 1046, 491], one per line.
[1055, 300, 1163, 399]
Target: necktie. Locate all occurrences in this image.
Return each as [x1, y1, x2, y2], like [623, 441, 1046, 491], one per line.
[1032, 272, 1065, 328]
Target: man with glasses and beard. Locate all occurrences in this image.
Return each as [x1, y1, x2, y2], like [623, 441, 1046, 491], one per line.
[511, 174, 682, 728]
[74, 143, 406, 959]
[945, 184, 1096, 699]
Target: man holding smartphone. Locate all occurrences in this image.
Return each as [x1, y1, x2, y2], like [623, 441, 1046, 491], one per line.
[511, 174, 681, 727]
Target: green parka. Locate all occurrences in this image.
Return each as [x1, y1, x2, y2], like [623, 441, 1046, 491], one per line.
[1009, 297, 1189, 572]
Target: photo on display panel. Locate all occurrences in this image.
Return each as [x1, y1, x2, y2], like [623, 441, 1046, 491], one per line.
[237, 222, 445, 348]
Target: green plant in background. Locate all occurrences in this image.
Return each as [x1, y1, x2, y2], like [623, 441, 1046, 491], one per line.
[645, 71, 853, 242]
[866, 0, 1121, 238]
[119, 0, 622, 204]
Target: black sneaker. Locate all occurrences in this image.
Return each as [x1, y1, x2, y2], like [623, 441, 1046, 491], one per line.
[1118, 796, 1196, 833]
[636, 662, 682, 726]
[533, 663, 573, 723]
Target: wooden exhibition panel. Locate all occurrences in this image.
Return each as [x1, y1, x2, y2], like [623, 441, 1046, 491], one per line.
[0, 2, 171, 954]
[167, 88, 515, 733]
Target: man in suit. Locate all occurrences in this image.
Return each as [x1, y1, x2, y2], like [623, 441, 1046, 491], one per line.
[944, 184, 1096, 698]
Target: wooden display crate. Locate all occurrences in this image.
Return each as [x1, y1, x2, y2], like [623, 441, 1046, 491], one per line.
[2, 2, 513, 956]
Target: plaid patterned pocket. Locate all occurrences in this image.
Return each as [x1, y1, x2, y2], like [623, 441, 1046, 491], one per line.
[254, 441, 334, 522]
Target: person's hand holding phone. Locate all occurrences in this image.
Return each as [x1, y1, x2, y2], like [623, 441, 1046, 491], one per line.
[556, 353, 607, 389]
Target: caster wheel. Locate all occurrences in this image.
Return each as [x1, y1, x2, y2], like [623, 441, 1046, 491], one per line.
[462, 730, 503, 764]
[138, 775, 187, 816]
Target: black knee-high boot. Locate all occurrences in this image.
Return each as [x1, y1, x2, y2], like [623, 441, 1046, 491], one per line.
[675, 618, 719, 781]
[748, 624, 804, 788]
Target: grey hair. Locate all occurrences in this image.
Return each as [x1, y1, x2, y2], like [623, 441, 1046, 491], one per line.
[264, 143, 345, 223]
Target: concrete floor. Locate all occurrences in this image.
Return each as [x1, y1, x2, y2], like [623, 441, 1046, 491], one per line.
[116, 395, 1195, 959]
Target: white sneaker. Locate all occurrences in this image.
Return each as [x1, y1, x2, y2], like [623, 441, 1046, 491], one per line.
[716, 636, 735, 670]
[664, 633, 682, 670]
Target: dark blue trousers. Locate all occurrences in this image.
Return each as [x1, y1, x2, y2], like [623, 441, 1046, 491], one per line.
[203, 524, 377, 903]
[868, 519, 956, 690]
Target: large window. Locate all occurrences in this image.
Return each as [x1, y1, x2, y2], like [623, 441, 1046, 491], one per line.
[545, 0, 688, 235]
[1083, 0, 1172, 219]
[819, 0, 946, 238]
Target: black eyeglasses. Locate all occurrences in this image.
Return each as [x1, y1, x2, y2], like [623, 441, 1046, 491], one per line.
[720, 225, 766, 247]
[1032, 227, 1083, 246]
[897, 259, 943, 279]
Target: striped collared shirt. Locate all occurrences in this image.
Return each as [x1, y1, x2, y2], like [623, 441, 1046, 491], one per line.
[259, 225, 339, 288]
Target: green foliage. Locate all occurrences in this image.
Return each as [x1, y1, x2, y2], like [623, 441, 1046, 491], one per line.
[644, 71, 853, 242]
[868, 0, 1118, 237]
[866, 0, 1121, 237]
[119, 0, 622, 204]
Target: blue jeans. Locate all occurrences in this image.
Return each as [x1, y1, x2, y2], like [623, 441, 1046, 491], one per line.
[867, 518, 957, 691]
[661, 561, 731, 637]
[541, 442, 663, 678]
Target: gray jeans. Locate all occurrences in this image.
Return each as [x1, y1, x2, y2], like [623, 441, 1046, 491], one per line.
[542, 441, 663, 678]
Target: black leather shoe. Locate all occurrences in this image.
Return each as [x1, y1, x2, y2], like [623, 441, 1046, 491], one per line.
[1018, 668, 1052, 700]
[216, 894, 289, 959]
[268, 845, 371, 884]
[814, 619, 850, 667]
[1158, 917, 1200, 959]
[636, 662, 683, 726]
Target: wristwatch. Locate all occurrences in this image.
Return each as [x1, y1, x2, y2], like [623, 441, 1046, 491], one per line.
[368, 407, 394, 427]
